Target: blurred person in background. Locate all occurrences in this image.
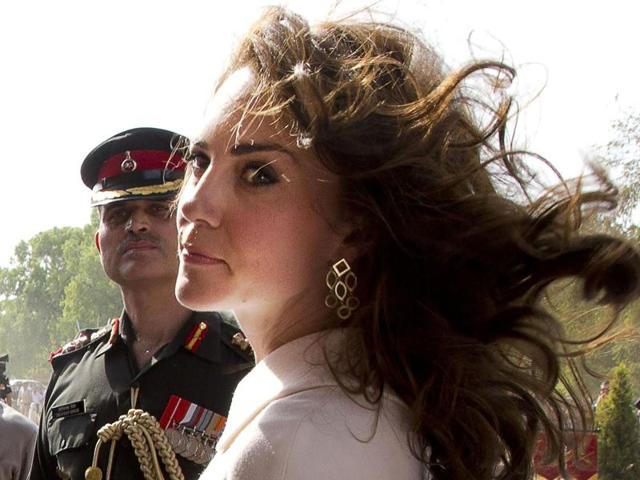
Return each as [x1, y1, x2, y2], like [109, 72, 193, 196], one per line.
[1, 354, 36, 480]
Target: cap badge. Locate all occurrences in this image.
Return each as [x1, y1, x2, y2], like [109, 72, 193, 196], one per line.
[121, 151, 137, 173]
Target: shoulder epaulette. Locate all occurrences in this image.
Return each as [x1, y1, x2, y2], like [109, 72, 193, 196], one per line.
[49, 319, 116, 364]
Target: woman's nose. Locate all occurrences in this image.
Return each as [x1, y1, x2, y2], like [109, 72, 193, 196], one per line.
[177, 168, 224, 229]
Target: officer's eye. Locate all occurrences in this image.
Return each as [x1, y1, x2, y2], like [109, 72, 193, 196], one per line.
[241, 160, 279, 186]
[103, 207, 129, 224]
[149, 203, 171, 218]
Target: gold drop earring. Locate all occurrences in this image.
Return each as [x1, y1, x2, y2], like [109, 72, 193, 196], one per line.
[325, 258, 359, 320]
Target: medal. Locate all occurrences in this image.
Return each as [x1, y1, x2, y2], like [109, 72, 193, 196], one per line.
[183, 430, 200, 460]
[164, 427, 183, 454]
[195, 440, 214, 464]
[159, 395, 227, 463]
[171, 426, 189, 455]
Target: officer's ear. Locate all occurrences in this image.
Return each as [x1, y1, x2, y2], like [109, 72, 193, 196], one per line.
[95, 231, 101, 254]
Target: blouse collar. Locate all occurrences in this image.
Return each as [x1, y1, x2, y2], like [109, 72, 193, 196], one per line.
[216, 329, 346, 453]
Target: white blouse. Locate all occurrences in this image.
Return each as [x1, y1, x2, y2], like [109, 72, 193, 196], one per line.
[200, 330, 425, 479]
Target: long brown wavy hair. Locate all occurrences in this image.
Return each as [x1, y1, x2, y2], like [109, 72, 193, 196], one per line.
[213, 7, 640, 480]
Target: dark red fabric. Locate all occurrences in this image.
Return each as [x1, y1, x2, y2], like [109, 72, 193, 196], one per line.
[159, 394, 181, 429]
[97, 150, 185, 181]
[533, 433, 561, 479]
[534, 431, 598, 480]
[567, 433, 597, 480]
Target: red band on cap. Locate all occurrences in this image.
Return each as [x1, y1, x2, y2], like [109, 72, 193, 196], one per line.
[97, 150, 185, 182]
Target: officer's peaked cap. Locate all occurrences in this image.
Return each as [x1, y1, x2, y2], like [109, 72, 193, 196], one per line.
[81, 127, 187, 207]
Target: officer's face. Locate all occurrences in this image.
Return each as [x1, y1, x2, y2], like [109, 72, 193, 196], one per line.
[96, 199, 179, 287]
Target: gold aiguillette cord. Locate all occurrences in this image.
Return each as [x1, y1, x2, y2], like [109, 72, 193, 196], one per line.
[84, 386, 185, 480]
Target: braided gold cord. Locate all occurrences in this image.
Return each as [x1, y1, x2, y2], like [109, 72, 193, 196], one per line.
[90, 409, 185, 480]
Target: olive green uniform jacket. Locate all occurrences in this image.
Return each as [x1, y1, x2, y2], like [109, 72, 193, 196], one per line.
[29, 311, 253, 480]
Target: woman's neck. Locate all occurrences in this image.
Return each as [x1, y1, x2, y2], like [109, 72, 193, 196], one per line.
[233, 293, 331, 362]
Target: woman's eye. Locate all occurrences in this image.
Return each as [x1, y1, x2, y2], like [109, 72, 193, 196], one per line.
[187, 152, 211, 175]
[241, 161, 278, 186]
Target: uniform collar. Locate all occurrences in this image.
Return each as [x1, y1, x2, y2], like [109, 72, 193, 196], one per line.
[95, 311, 222, 363]
[159, 311, 222, 363]
[94, 317, 123, 357]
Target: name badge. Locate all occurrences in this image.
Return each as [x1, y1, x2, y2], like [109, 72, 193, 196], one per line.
[51, 400, 86, 419]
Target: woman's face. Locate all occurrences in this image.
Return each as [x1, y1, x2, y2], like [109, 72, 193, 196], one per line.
[176, 68, 351, 345]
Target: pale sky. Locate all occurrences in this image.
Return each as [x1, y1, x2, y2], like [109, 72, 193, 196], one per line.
[1, 0, 638, 266]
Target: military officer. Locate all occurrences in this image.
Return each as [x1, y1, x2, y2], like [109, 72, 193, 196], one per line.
[30, 128, 253, 480]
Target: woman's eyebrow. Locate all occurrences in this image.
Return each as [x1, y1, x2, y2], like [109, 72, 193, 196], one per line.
[231, 142, 298, 163]
[190, 140, 209, 150]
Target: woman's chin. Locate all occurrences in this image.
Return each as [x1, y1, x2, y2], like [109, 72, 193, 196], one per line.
[175, 276, 227, 312]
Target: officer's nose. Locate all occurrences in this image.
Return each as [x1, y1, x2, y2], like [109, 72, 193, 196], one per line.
[125, 211, 150, 233]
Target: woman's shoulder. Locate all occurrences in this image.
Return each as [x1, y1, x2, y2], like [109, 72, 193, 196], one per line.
[207, 385, 425, 479]
[257, 387, 424, 479]
[204, 387, 334, 479]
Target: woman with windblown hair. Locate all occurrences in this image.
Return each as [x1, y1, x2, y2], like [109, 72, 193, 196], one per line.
[174, 7, 640, 479]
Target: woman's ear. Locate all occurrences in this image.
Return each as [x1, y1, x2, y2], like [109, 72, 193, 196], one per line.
[336, 224, 372, 265]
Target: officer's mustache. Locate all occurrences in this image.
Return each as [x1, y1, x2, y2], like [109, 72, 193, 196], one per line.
[117, 233, 162, 254]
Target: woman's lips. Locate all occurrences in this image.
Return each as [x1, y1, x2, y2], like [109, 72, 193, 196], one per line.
[180, 247, 226, 266]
